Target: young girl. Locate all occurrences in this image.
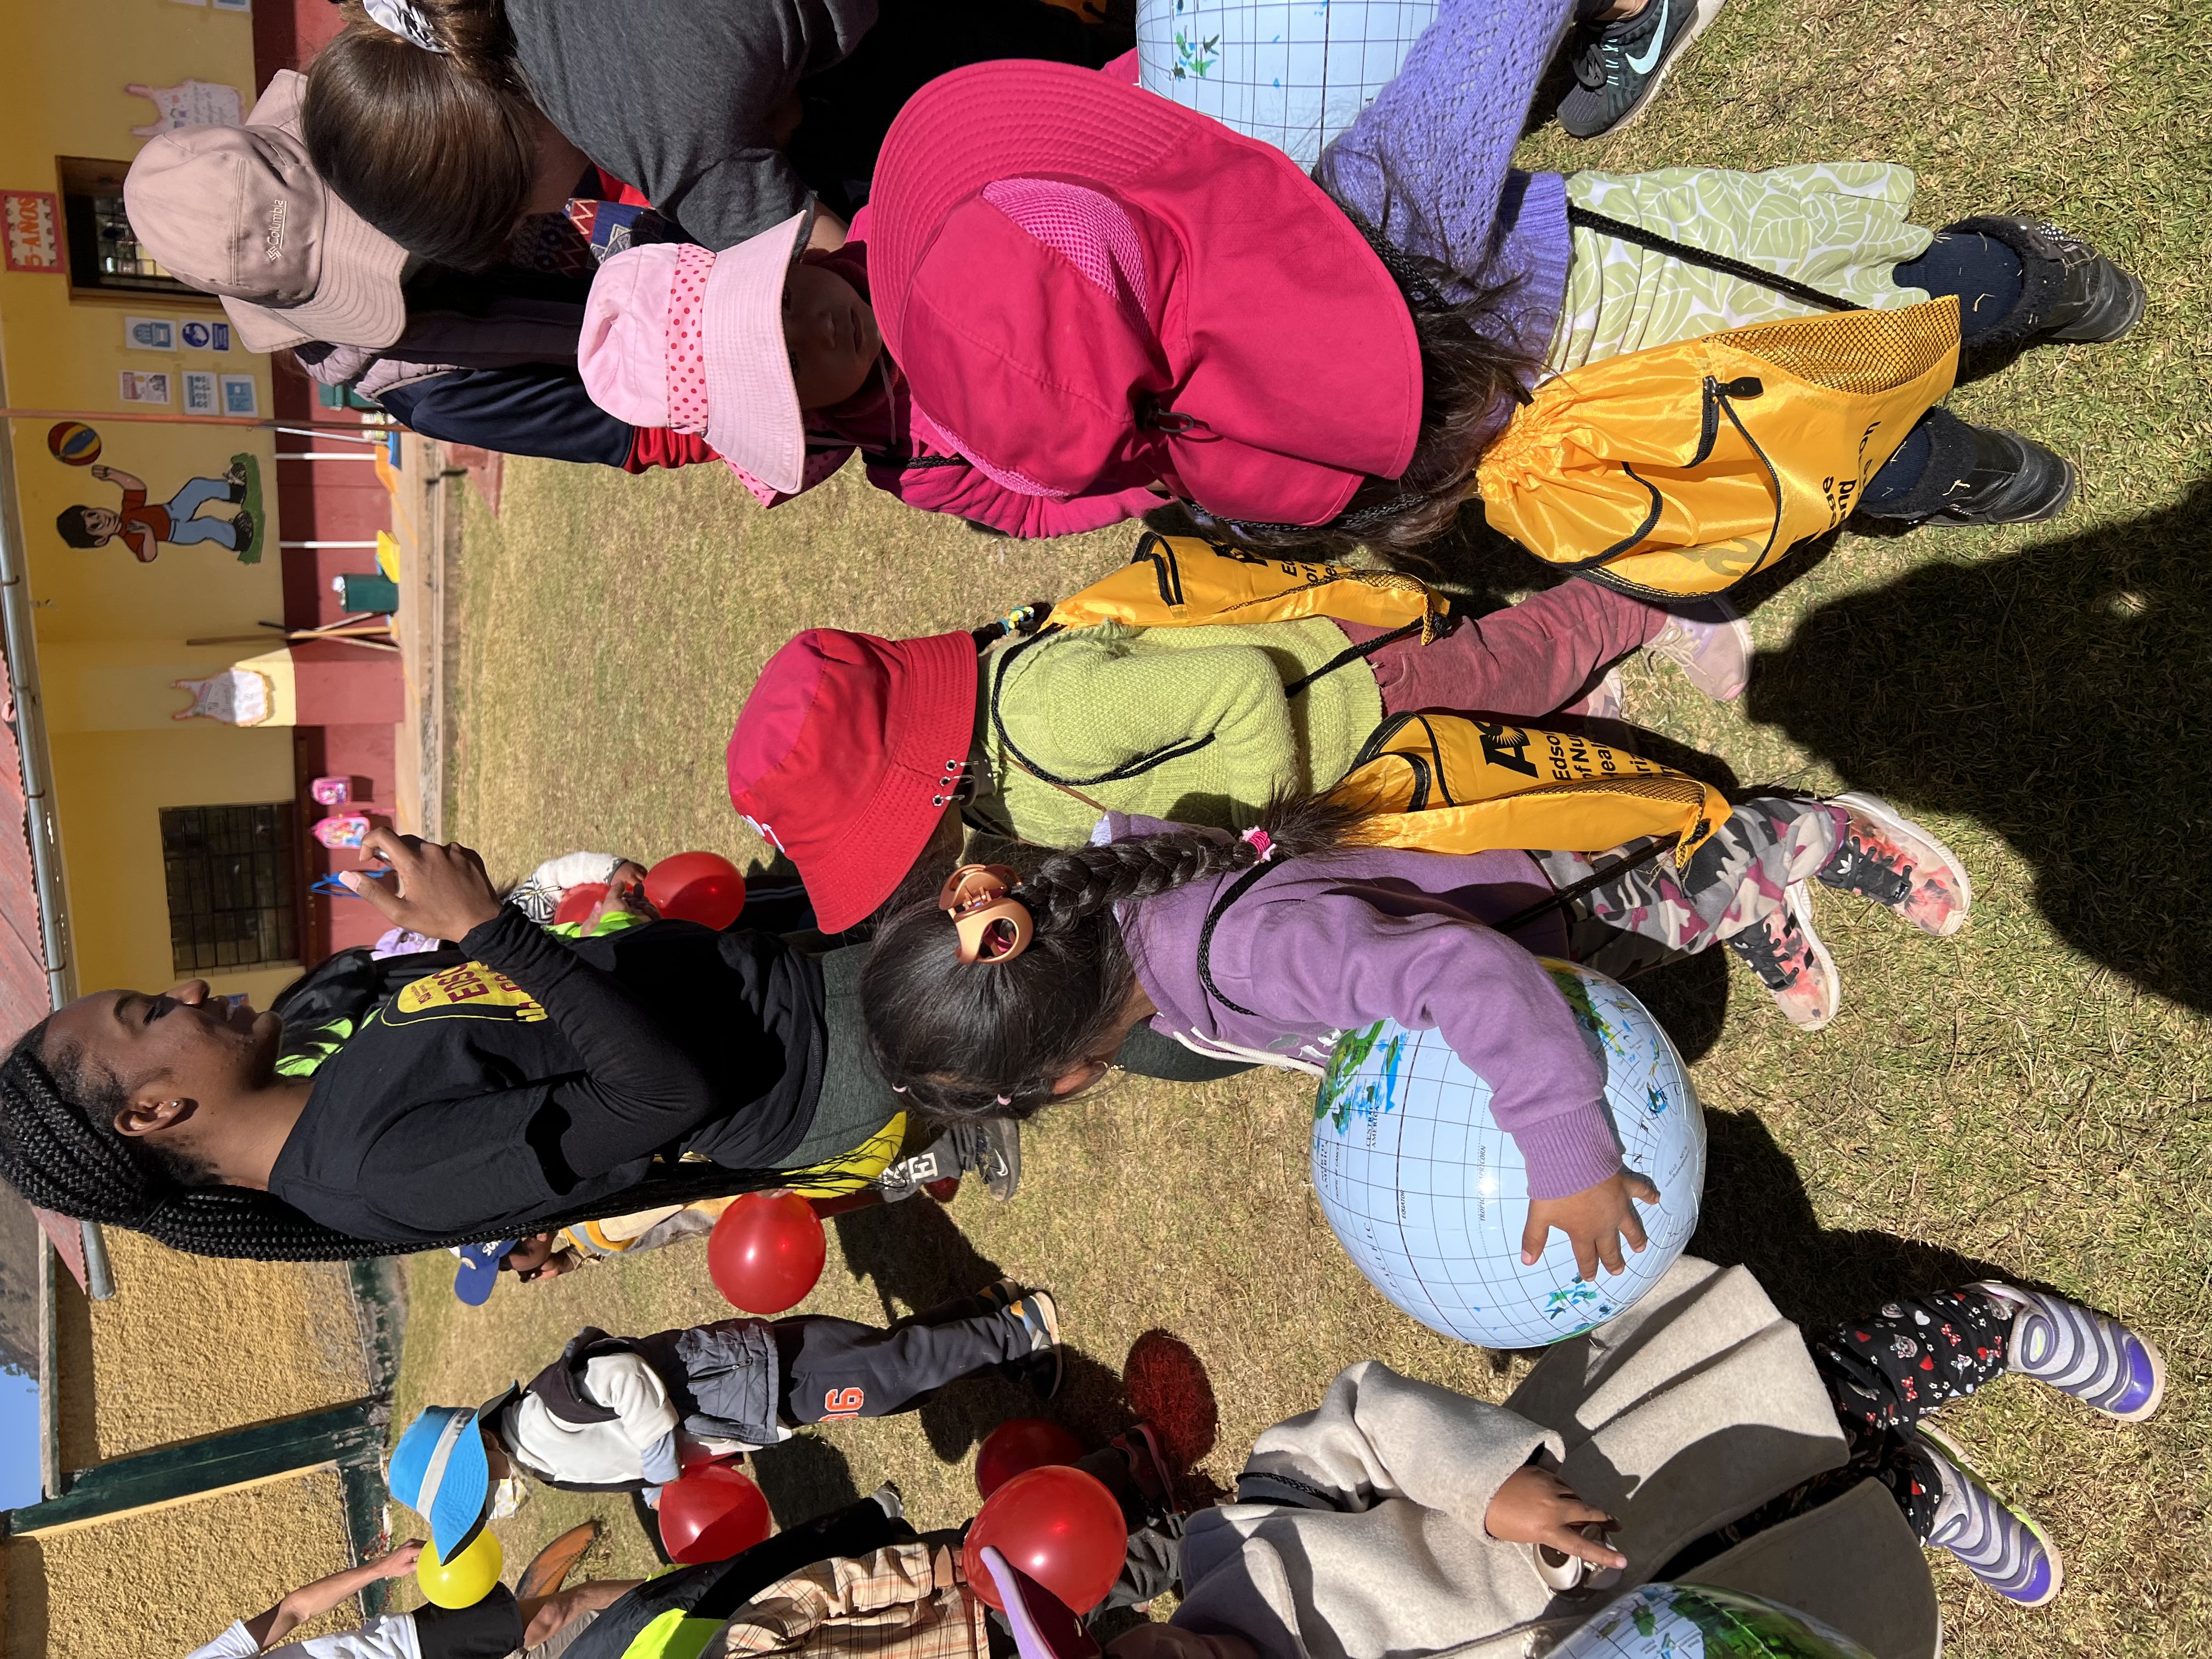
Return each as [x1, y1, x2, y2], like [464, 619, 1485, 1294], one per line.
[859, 794, 1970, 1274]
[585, 1, 2141, 564]
[723, 540, 1749, 935]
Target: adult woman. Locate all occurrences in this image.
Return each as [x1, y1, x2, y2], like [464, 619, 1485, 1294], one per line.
[0, 831, 897, 1259]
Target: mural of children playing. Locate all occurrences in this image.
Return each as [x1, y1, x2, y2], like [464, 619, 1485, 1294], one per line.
[55, 454, 264, 563]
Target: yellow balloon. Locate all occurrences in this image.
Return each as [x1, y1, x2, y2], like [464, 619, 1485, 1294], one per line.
[416, 1529, 504, 1609]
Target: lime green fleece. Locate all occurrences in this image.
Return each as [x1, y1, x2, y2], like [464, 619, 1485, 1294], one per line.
[973, 617, 1385, 847]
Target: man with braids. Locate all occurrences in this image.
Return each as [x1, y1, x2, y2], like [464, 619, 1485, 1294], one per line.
[862, 791, 1972, 1280]
[0, 828, 907, 1261]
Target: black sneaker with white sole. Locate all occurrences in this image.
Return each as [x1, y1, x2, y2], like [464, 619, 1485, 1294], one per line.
[1557, 0, 1726, 139]
[1863, 417, 2076, 528]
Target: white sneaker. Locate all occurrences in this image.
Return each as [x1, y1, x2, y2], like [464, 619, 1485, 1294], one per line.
[1645, 599, 1753, 701]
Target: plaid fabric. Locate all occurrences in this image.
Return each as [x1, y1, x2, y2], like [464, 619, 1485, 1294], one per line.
[714, 1544, 987, 1659]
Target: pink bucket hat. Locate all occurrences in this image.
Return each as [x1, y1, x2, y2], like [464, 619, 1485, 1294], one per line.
[579, 211, 812, 494]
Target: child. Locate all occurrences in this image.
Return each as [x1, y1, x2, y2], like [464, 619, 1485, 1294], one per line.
[58, 461, 254, 562]
[581, 1, 2140, 567]
[0, 828, 912, 1262]
[1085, 1262, 2162, 1654]
[861, 798, 1969, 1273]
[724, 541, 1750, 934]
[180, 1541, 639, 1659]
[390, 1282, 1060, 1508]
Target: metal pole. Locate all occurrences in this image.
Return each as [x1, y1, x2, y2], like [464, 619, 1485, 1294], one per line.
[1, 406, 386, 433]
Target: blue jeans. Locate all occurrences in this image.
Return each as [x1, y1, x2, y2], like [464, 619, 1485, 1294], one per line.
[161, 476, 241, 550]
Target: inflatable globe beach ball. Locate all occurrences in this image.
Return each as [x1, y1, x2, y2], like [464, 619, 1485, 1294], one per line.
[1557, 1583, 1877, 1659]
[1137, 0, 1441, 167]
[1310, 960, 1703, 1349]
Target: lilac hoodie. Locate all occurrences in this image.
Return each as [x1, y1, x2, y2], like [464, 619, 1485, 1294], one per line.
[1111, 819, 1621, 1201]
[1318, 0, 1578, 430]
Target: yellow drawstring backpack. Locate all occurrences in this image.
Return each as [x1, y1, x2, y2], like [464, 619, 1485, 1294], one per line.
[1040, 535, 1727, 866]
[1474, 210, 1961, 599]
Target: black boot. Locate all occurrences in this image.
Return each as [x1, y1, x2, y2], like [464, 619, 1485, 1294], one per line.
[1938, 215, 2146, 347]
[1860, 411, 2075, 527]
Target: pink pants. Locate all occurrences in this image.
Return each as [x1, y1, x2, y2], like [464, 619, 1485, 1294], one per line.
[1339, 579, 1668, 719]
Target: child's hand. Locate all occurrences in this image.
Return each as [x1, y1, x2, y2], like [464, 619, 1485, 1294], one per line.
[375, 1539, 426, 1578]
[1521, 1171, 1658, 1280]
[1483, 1466, 1626, 1570]
[90, 465, 113, 482]
[343, 828, 505, 942]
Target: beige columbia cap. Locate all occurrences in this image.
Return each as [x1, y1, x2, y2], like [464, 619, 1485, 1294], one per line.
[123, 70, 407, 353]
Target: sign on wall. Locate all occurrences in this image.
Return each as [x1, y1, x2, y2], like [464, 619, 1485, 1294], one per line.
[2, 191, 62, 273]
[126, 79, 247, 137]
[126, 317, 177, 351]
[119, 371, 172, 405]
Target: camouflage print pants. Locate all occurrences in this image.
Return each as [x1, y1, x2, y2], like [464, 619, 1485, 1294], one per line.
[1538, 795, 1847, 980]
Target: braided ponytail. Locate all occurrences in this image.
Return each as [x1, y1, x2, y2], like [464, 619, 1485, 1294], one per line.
[0, 1027, 791, 1263]
[862, 794, 1364, 1121]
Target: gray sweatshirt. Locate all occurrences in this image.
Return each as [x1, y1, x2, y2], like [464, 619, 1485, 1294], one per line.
[507, 0, 876, 248]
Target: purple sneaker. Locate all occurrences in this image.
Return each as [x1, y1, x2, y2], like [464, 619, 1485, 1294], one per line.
[1916, 1424, 2063, 1607]
[1977, 1283, 2166, 1423]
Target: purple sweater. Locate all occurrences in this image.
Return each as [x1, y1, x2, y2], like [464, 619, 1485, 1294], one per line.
[1317, 0, 1578, 424]
[1114, 822, 1622, 1201]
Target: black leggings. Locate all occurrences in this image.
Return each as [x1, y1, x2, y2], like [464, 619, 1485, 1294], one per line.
[773, 1292, 1028, 1423]
[1662, 1288, 2011, 1573]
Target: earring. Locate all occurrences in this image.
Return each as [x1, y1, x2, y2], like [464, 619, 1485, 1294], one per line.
[940, 864, 1033, 964]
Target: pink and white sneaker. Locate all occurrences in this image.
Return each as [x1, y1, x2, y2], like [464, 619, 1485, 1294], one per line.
[1724, 881, 1841, 1031]
[1644, 599, 1753, 701]
[1818, 792, 1973, 938]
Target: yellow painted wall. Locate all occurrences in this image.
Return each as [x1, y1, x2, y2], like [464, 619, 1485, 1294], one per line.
[54, 1231, 369, 1467]
[0, 0, 294, 1002]
[5, 1465, 360, 1659]
[0, 0, 269, 421]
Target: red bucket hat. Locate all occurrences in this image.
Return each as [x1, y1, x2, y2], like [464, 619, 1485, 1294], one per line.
[869, 60, 1422, 529]
[727, 629, 979, 934]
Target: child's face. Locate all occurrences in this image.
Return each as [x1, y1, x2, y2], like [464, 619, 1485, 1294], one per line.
[503, 1233, 579, 1283]
[80, 507, 121, 540]
[785, 259, 882, 410]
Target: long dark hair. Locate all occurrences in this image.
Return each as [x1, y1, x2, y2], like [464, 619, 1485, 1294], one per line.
[0, 1022, 788, 1262]
[1209, 205, 1536, 567]
[303, 7, 540, 271]
[861, 794, 1364, 1122]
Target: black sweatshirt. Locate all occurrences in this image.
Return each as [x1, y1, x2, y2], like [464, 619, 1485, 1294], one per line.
[268, 909, 822, 1244]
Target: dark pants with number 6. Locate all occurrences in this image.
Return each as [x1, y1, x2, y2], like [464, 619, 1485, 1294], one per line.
[774, 1293, 1031, 1425]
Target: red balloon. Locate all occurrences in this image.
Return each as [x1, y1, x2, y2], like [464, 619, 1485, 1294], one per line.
[962, 1465, 1126, 1614]
[552, 882, 608, 927]
[646, 852, 746, 929]
[975, 1418, 1085, 1499]
[707, 1190, 827, 1313]
[657, 1464, 772, 1564]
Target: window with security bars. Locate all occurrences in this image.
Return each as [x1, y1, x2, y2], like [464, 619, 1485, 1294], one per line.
[159, 805, 301, 977]
[58, 157, 198, 296]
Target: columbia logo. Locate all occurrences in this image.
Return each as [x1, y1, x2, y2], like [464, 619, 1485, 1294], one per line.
[263, 201, 286, 262]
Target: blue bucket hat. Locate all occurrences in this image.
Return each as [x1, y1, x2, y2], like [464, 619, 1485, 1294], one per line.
[388, 1390, 515, 1558]
[453, 1239, 522, 1306]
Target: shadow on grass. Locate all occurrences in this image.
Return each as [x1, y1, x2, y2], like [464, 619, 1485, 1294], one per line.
[826, 1199, 1226, 1503]
[1747, 478, 2212, 1012]
[1692, 1107, 2009, 1332]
